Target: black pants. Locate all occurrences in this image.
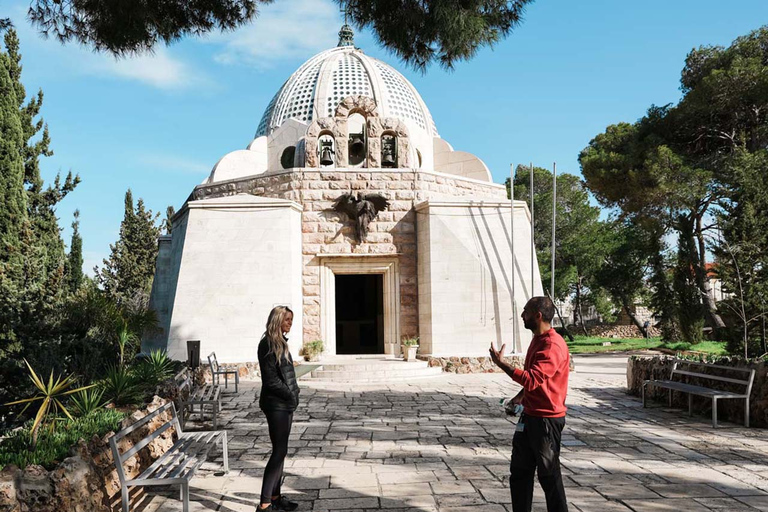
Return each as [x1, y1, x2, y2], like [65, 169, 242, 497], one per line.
[260, 409, 294, 504]
[509, 414, 568, 512]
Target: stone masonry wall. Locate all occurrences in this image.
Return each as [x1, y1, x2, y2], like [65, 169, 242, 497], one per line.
[193, 168, 507, 350]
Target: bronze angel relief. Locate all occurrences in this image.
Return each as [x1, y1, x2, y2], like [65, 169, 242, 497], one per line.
[332, 193, 390, 243]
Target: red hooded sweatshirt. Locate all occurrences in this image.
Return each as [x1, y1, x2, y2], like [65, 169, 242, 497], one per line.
[511, 328, 569, 418]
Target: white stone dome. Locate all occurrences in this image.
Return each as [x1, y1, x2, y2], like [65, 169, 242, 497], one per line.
[256, 42, 439, 138]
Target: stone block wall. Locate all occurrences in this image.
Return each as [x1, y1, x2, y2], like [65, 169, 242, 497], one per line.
[0, 396, 177, 512]
[192, 168, 507, 352]
[627, 355, 768, 428]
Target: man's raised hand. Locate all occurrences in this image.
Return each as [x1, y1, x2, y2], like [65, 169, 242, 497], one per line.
[489, 342, 506, 367]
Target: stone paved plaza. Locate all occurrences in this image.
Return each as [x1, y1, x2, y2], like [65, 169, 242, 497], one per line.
[139, 355, 768, 512]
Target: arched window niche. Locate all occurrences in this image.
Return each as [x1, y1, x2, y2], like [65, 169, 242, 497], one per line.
[347, 112, 367, 167]
[318, 132, 335, 168]
[381, 132, 397, 168]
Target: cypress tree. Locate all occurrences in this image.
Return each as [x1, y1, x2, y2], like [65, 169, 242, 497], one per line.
[0, 29, 27, 392]
[66, 209, 84, 293]
[97, 189, 161, 305]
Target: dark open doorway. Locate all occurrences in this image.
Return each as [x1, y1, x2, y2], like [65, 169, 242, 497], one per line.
[335, 274, 384, 354]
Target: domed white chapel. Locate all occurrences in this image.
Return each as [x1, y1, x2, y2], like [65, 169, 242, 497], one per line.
[146, 26, 543, 365]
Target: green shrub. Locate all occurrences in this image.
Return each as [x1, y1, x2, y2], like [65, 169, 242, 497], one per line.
[70, 388, 107, 417]
[101, 366, 142, 407]
[0, 408, 128, 470]
[301, 340, 324, 361]
[401, 337, 419, 347]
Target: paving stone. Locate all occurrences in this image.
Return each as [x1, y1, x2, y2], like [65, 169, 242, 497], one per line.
[134, 356, 768, 512]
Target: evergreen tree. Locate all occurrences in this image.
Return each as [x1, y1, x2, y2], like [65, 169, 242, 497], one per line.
[66, 209, 83, 293]
[97, 189, 162, 305]
[0, 29, 78, 406]
[25, 0, 533, 70]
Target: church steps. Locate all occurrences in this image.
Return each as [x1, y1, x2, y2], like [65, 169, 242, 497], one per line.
[300, 358, 443, 382]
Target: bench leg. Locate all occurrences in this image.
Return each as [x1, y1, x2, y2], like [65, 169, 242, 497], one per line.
[668, 389, 672, 407]
[642, 383, 646, 408]
[222, 431, 229, 474]
[235, 372, 239, 393]
[181, 482, 189, 512]
[121, 485, 130, 512]
[712, 397, 718, 428]
[745, 398, 750, 428]
[688, 394, 693, 417]
[224, 372, 228, 389]
[213, 404, 218, 430]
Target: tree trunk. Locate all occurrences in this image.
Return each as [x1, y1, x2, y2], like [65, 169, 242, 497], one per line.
[621, 297, 647, 337]
[575, 279, 588, 336]
[693, 215, 726, 330]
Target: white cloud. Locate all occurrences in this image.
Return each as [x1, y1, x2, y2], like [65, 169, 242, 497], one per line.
[138, 154, 211, 175]
[11, 8, 208, 90]
[95, 49, 206, 90]
[210, 0, 340, 68]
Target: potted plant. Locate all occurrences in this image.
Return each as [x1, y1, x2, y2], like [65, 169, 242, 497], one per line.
[401, 337, 419, 362]
[301, 340, 324, 362]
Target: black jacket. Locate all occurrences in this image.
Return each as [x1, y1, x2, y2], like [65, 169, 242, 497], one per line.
[257, 336, 299, 412]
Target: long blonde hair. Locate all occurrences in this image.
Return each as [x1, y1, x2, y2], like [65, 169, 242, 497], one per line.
[264, 306, 293, 362]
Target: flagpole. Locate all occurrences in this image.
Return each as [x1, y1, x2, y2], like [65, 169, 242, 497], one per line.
[551, 162, 557, 299]
[530, 162, 535, 295]
[510, 163, 517, 353]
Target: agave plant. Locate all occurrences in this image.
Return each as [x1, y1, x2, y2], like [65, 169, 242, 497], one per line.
[133, 349, 174, 386]
[3, 360, 95, 448]
[70, 387, 107, 416]
[101, 365, 142, 407]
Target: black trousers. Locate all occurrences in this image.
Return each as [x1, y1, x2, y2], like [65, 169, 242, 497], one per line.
[260, 409, 294, 504]
[509, 414, 568, 512]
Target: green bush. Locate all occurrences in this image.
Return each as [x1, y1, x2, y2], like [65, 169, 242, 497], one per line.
[132, 349, 174, 386]
[401, 337, 419, 347]
[70, 388, 107, 417]
[0, 408, 128, 470]
[301, 340, 324, 361]
[101, 366, 142, 407]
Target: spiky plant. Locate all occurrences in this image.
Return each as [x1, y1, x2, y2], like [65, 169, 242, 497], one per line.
[3, 360, 95, 448]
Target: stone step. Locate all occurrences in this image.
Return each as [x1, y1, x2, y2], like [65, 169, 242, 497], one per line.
[301, 358, 443, 382]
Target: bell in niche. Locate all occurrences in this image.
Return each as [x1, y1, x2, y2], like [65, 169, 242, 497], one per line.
[381, 135, 397, 168]
[319, 136, 335, 167]
[348, 133, 366, 165]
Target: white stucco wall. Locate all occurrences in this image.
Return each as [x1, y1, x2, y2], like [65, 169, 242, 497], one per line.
[144, 194, 304, 363]
[416, 199, 543, 357]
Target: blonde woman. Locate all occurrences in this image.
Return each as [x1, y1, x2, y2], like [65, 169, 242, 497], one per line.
[257, 306, 299, 511]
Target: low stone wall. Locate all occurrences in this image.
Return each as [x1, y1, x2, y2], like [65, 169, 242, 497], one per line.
[0, 368, 198, 512]
[587, 324, 661, 338]
[421, 356, 524, 374]
[627, 355, 768, 428]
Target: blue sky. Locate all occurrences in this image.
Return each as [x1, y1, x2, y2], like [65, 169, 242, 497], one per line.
[4, 0, 767, 273]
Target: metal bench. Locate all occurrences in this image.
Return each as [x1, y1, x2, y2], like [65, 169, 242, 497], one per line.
[109, 401, 228, 512]
[176, 371, 223, 429]
[208, 352, 240, 393]
[642, 360, 755, 427]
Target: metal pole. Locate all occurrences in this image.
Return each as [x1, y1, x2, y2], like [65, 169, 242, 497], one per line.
[530, 162, 535, 295]
[510, 164, 517, 353]
[551, 162, 557, 299]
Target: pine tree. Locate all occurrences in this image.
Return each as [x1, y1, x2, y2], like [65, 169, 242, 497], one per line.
[97, 189, 162, 305]
[66, 209, 83, 293]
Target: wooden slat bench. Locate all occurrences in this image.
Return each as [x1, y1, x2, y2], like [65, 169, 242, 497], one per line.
[109, 401, 228, 512]
[642, 360, 755, 427]
[176, 371, 222, 429]
[208, 352, 240, 393]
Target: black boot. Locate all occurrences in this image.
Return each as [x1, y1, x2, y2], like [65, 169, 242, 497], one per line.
[271, 495, 299, 511]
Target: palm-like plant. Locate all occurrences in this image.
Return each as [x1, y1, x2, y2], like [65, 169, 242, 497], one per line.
[3, 360, 95, 448]
[70, 387, 107, 416]
[115, 320, 139, 367]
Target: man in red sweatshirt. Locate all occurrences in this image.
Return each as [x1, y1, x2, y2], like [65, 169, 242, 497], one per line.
[490, 296, 570, 512]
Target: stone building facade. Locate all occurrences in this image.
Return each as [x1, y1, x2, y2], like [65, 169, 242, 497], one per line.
[145, 29, 543, 364]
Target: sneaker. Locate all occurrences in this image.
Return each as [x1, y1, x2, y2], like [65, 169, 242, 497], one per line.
[271, 496, 299, 511]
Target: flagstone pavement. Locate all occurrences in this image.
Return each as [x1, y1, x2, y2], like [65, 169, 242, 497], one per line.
[137, 354, 768, 512]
